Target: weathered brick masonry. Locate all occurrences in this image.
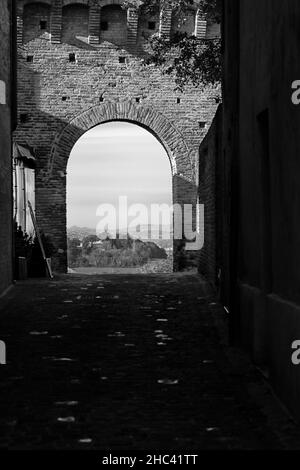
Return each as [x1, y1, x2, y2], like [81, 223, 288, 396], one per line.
[0, 1, 14, 294]
[14, 0, 219, 272]
[198, 105, 230, 307]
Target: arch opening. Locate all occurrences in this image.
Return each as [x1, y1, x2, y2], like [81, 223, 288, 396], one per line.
[100, 5, 127, 46]
[46, 101, 196, 273]
[23, 2, 51, 43]
[62, 4, 89, 45]
[66, 121, 174, 274]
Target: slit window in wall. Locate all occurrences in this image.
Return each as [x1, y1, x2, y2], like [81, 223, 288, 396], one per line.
[27, 55, 33, 63]
[20, 113, 28, 123]
[69, 53, 76, 63]
[100, 21, 108, 31]
[62, 96, 70, 101]
[136, 97, 140, 103]
[148, 21, 156, 30]
[40, 20, 47, 30]
[119, 56, 126, 64]
[177, 98, 181, 104]
[199, 121, 207, 129]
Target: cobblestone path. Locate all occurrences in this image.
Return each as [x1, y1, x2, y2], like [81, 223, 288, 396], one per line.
[0, 274, 298, 450]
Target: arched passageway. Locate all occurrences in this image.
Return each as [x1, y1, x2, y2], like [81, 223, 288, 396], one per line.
[43, 102, 197, 272]
[66, 121, 173, 273]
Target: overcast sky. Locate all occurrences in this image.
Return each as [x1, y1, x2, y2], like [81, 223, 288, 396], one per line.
[67, 121, 172, 230]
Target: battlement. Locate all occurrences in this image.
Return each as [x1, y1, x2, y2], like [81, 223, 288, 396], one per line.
[17, 0, 219, 48]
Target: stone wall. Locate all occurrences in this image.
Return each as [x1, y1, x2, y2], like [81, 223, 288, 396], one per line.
[0, 0, 14, 295]
[14, 0, 219, 272]
[198, 106, 219, 283]
[100, 4, 127, 45]
[221, 0, 300, 418]
[198, 105, 230, 305]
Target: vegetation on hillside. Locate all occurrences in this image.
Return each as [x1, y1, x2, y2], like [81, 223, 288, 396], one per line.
[67, 234, 168, 268]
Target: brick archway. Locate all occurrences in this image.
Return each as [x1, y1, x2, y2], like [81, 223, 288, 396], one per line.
[41, 101, 197, 272]
[48, 101, 193, 180]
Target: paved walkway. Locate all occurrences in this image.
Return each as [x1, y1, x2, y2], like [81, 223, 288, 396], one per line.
[0, 274, 299, 450]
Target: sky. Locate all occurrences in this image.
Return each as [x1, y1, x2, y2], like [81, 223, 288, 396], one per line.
[66, 121, 172, 231]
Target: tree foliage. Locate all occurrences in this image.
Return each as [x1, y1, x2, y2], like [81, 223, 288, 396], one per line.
[122, 0, 221, 22]
[147, 33, 221, 91]
[121, 0, 221, 90]
[82, 235, 100, 255]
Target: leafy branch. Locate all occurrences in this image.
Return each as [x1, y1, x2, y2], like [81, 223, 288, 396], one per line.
[146, 33, 221, 91]
[121, 0, 222, 90]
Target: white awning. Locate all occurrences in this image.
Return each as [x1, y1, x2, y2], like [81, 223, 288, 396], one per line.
[13, 142, 36, 168]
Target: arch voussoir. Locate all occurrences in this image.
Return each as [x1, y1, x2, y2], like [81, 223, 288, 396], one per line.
[49, 101, 193, 179]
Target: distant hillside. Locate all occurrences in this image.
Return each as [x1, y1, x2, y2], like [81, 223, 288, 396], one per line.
[67, 224, 173, 249]
[124, 224, 173, 250]
[67, 226, 96, 240]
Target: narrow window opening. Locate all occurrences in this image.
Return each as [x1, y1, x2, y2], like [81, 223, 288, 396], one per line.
[199, 121, 207, 129]
[69, 53, 76, 63]
[26, 55, 33, 63]
[119, 56, 126, 64]
[20, 113, 28, 123]
[177, 98, 181, 104]
[40, 20, 47, 30]
[100, 21, 108, 31]
[136, 97, 140, 104]
[148, 21, 156, 30]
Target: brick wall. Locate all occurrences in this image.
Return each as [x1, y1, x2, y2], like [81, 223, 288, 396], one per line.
[206, 22, 220, 39]
[0, 0, 14, 294]
[139, 6, 159, 41]
[198, 105, 230, 304]
[15, 0, 220, 272]
[23, 2, 51, 43]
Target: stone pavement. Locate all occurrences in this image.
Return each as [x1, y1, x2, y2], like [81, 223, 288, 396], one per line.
[0, 274, 299, 450]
